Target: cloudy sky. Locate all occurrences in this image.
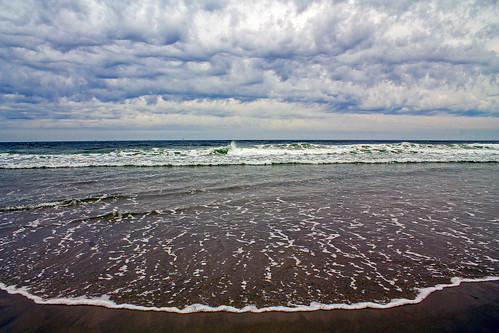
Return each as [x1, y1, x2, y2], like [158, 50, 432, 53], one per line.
[1, 0, 498, 141]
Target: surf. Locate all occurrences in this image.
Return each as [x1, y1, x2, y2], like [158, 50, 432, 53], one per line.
[1, 277, 498, 313]
[1, 141, 498, 169]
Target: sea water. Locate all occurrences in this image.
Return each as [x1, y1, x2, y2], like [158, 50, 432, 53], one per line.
[0, 140, 498, 312]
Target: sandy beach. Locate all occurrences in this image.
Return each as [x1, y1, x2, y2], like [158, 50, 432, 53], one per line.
[1, 146, 499, 332]
[0, 280, 497, 332]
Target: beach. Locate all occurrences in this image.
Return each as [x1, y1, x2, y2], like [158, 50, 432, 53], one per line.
[1, 141, 498, 330]
[1, 280, 498, 332]
[2, 0, 498, 328]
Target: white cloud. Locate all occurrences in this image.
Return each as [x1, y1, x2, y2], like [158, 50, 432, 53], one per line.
[0, 0, 498, 140]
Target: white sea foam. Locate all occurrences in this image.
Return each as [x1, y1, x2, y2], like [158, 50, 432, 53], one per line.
[1, 276, 498, 313]
[1, 142, 498, 168]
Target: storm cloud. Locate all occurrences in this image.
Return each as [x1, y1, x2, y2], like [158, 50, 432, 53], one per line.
[1, 0, 498, 140]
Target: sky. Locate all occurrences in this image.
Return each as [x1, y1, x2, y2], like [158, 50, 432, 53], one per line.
[0, 0, 498, 141]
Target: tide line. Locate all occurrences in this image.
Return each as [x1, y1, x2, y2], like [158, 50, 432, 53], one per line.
[1, 276, 498, 314]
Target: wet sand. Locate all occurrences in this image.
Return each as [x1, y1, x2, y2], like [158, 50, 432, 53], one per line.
[0, 280, 498, 332]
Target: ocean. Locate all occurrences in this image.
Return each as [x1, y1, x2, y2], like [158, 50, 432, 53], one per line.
[0, 140, 498, 312]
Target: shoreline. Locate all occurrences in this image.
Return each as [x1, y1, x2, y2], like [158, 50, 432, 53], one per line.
[1, 280, 498, 332]
[1, 277, 498, 313]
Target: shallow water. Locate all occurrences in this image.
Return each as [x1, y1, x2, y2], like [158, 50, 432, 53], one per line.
[0, 141, 498, 311]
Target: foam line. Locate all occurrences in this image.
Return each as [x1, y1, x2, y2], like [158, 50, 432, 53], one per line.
[1, 142, 499, 168]
[1, 276, 498, 313]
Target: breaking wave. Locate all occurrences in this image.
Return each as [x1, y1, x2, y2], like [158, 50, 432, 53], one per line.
[1, 142, 498, 169]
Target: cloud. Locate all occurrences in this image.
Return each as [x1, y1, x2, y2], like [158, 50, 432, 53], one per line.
[0, 0, 498, 140]
[2, 96, 499, 141]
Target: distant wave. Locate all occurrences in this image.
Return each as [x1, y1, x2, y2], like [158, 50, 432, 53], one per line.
[1, 277, 498, 313]
[1, 142, 498, 169]
[0, 194, 130, 212]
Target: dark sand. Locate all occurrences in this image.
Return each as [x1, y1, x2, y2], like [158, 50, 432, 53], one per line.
[1, 281, 498, 332]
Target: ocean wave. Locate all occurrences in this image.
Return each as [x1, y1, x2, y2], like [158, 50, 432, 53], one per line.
[0, 160, 498, 169]
[1, 142, 498, 169]
[0, 194, 130, 212]
[1, 277, 498, 313]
